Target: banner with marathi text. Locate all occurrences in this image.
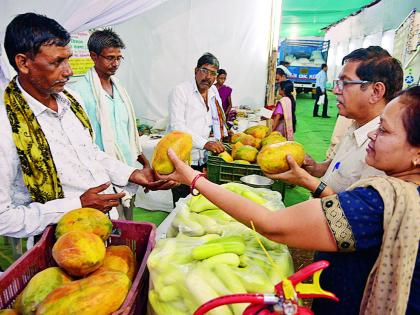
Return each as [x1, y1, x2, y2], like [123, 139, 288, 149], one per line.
[69, 31, 93, 76]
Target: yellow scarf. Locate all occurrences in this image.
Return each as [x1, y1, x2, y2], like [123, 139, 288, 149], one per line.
[4, 77, 93, 203]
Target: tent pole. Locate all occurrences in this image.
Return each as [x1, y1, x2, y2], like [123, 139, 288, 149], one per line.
[266, 0, 281, 107]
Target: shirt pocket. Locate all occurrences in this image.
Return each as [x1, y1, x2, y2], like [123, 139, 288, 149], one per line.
[330, 162, 362, 192]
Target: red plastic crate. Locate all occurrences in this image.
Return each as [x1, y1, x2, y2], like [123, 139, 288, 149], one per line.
[0, 220, 156, 315]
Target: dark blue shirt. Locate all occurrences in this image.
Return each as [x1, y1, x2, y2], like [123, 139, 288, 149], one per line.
[311, 186, 420, 315]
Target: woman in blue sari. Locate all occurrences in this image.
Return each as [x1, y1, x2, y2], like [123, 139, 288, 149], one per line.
[158, 86, 420, 315]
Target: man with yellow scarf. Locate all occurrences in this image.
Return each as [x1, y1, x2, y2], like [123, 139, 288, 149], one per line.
[0, 13, 175, 238]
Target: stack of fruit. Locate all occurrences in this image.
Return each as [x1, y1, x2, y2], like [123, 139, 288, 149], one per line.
[147, 183, 294, 315]
[219, 126, 305, 174]
[1, 208, 135, 315]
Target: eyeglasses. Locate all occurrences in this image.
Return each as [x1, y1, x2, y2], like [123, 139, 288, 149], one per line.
[99, 54, 124, 63]
[333, 79, 372, 92]
[198, 67, 217, 77]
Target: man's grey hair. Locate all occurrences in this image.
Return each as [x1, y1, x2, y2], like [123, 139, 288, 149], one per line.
[87, 28, 125, 55]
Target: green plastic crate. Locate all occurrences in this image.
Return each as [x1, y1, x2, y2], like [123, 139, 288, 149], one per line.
[207, 152, 286, 200]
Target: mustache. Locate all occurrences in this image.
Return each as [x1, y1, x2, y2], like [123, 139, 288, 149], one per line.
[199, 79, 212, 85]
[53, 79, 69, 85]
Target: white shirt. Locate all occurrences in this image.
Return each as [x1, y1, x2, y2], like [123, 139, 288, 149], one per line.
[315, 70, 327, 92]
[321, 117, 384, 193]
[0, 80, 137, 238]
[167, 80, 226, 165]
[277, 65, 292, 77]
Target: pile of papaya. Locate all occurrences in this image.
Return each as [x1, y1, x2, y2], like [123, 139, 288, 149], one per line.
[150, 129, 306, 175]
[220, 126, 305, 173]
[1, 208, 136, 315]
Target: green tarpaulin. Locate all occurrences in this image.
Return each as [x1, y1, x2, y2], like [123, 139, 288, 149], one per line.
[281, 0, 378, 37]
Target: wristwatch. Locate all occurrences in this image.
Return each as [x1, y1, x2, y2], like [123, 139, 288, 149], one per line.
[312, 181, 327, 198]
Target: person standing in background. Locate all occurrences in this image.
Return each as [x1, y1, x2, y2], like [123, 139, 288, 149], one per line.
[215, 68, 236, 130]
[214, 69, 232, 115]
[167, 52, 227, 206]
[71, 29, 152, 220]
[271, 80, 296, 139]
[313, 63, 330, 118]
[278, 60, 292, 77]
[274, 67, 287, 103]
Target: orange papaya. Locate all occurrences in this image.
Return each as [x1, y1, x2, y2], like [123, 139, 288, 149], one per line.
[19, 267, 71, 315]
[36, 272, 131, 315]
[257, 141, 305, 173]
[55, 208, 112, 241]
[52, 231, 105, 277]
[152, 131, 192, 175]
[91, 245, 136, 281]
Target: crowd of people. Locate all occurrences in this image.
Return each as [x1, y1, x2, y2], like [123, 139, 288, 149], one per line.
[0, 11, 418, 315]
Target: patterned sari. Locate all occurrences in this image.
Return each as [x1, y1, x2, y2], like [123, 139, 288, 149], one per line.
[272, 96, 294, 140]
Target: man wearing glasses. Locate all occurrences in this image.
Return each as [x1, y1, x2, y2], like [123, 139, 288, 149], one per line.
[72, 29, 152, 220]
[269, 46, 403, 195]
[168, 52, 228, 206]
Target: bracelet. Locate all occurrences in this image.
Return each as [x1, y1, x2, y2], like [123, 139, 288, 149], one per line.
[190, 173, 206, 196]
[312, 181, 327, 198]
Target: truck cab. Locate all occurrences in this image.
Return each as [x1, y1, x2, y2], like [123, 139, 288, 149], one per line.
[278, 39, 330, 98]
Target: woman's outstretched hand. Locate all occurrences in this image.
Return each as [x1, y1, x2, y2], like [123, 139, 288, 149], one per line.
[155, 149, 201, 186]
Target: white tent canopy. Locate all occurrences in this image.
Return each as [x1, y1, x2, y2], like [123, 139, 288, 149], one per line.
[0, 0, 169, 41]
[0, 0, 278, 124]
[324, 0, 419, 83]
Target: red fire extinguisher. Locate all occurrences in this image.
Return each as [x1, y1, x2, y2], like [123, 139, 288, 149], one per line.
[194, 260, 338, 315]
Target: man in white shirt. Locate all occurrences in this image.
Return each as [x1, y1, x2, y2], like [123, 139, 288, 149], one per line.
[168, 52, 227, 205]
[274, 68, 287, 102]
[325, 115, 354, 159]
[267, 46, 403, 197]
[313, 64, 330, 118]
[277, 61, 292, 77]
[0, 13, 174, 238]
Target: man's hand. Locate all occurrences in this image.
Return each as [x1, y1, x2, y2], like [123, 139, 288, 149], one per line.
[140, 166, 156, 183]
[302, 155, 331, 177]
[129, 169, 178, 191]
[265, 155, 316, 189]
[204, 141, 225, 154]
[137, 153, 150, 168]
[80, 181, 125, 212]
[302, 154, 318, 176]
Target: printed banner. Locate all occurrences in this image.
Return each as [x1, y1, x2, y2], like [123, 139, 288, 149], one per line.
[69, 31, 93, 76]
